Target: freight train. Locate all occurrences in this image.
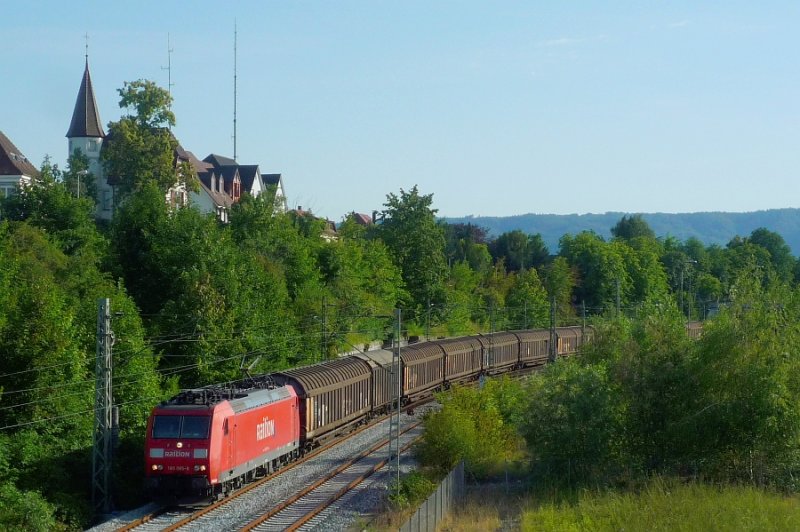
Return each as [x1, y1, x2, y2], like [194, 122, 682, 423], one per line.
[144, 323, 698, 501]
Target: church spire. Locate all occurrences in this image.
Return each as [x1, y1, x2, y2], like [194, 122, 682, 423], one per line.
[66, 57, 105, 138]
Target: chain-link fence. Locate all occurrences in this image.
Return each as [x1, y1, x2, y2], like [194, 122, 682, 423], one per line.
[399, 461, 465, 532]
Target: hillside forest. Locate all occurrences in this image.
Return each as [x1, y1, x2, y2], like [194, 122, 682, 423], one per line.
[1, 81, 799, 530]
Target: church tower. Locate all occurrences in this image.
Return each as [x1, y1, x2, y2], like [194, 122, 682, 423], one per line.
[66, 57, 111, 218]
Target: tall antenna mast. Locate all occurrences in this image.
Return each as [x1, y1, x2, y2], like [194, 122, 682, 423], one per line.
[161, 33, 175, 102]
[84, 32, 89, 61]
[233, 21, 238, 162]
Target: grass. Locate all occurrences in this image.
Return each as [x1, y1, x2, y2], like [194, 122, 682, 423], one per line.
[437, 490, 518, 532]
[523, 478, 800, 532]
[434, 478, 800, 532]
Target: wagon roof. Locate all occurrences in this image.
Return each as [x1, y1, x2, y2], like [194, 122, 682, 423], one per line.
[436, 337, 483, 350]
[400, 342, 444, 364]
[352, 349, 395, 367]
[473, 332, 519, 348]
[510, 329, 551, 340]
[273, 357, 370, 393]
[556, 327, 581, 338]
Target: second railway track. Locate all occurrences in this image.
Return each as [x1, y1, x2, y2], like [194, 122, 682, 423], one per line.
[241, 421, 423, 531]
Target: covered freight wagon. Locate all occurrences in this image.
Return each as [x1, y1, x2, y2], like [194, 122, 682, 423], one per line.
[272, 357, 372, 445]
[400, 342, 445, 401]
[352, 349, 396, 413]
[475, 332, 520, 373]
[556, 326, 586, 355]
[439, 337, 483, 384]
[512, 329, 550, 366]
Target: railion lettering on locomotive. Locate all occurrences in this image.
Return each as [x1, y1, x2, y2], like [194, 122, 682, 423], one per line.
[256, 417, 276, 441]
[164, 449, 191, 458]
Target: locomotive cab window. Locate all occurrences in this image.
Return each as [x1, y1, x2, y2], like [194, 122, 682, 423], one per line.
[152, 415, 211, 439]
[182, 416, 211, 439]
[153, 416, 181, 439]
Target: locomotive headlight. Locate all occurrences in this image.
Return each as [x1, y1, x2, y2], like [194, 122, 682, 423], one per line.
[151, 464, 158, 471]
[193, 465, 200, 472]
[200, 465, 206, 471]
[157, 465, 164, 471]
[176, 442, 183, 449]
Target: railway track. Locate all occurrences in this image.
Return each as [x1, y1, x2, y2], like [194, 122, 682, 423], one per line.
[240, 422, 422, 531]
[115, 405, 430, 532]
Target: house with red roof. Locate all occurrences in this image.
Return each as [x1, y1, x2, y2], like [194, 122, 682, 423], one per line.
[0, 130, 39, 199]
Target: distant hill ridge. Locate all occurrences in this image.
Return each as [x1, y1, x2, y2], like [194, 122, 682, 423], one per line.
[443, 208, 800, 256]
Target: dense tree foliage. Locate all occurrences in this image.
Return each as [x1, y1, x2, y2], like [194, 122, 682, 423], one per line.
[101, 80, 185, 200]
[611, 213, 656, 240]
[373, 186, 448, 311]
[416, 378, 525, 478]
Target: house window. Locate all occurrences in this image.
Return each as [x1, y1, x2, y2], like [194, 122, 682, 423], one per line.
[88, 140, 99, 152]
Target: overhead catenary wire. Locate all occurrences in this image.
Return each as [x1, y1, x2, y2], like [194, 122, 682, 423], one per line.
[0, 349, 267, 427]
[0, 346, 275, 414]
[0, 302, 596, 419]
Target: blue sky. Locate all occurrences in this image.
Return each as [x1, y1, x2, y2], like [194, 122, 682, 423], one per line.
[3, 1, 799, 220]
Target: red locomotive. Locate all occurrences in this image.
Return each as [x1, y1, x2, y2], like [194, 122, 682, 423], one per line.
[144, 377, 300, 502]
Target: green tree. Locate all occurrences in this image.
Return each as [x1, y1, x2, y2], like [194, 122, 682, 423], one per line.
[687, 271, 800, 485]
[442, 222, 488, 266]
[374, 186, 447, 311]
[417, 381, 522, 478]
[526, 233, 550, 270]
[108, 182, 171, 315]
[490, 230, 549, 272]
[523, 360, 627, 484]
[560, 232, 629, 313]
[747, 227, 796, 283]
[506, 268, 549, 329]
[62, 149, 96, 201]
[101, 80, 183, 200]
[443, 261, 480, 336]
[317, 226, 405, 354]
[0, 156, 104, 259]
[543, 256, 576, 322]
[620, 238, 669, 303]
[611, 214, 656, 240]
[491, 230, 530, 271]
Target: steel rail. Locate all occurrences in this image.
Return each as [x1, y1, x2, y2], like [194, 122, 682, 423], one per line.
[240, 424, 421, 531]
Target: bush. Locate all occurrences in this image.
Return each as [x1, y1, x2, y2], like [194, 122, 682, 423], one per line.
[0, 483, 60, 532]
[416, 381, 524, 478]
[387, 471, 437, 509]
[522, 360, 628, 485]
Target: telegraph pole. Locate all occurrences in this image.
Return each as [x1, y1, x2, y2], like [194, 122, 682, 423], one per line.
[92, 299, 113, 516]
[581, 300, 586, 337]
[549, 296, 557, 362]
[233, 21, 238, 162]
[425, 296, 431, 340]
[523, 300, 527, 329]
[389, 309, 402, 494]
[321, 296, 327, 362]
